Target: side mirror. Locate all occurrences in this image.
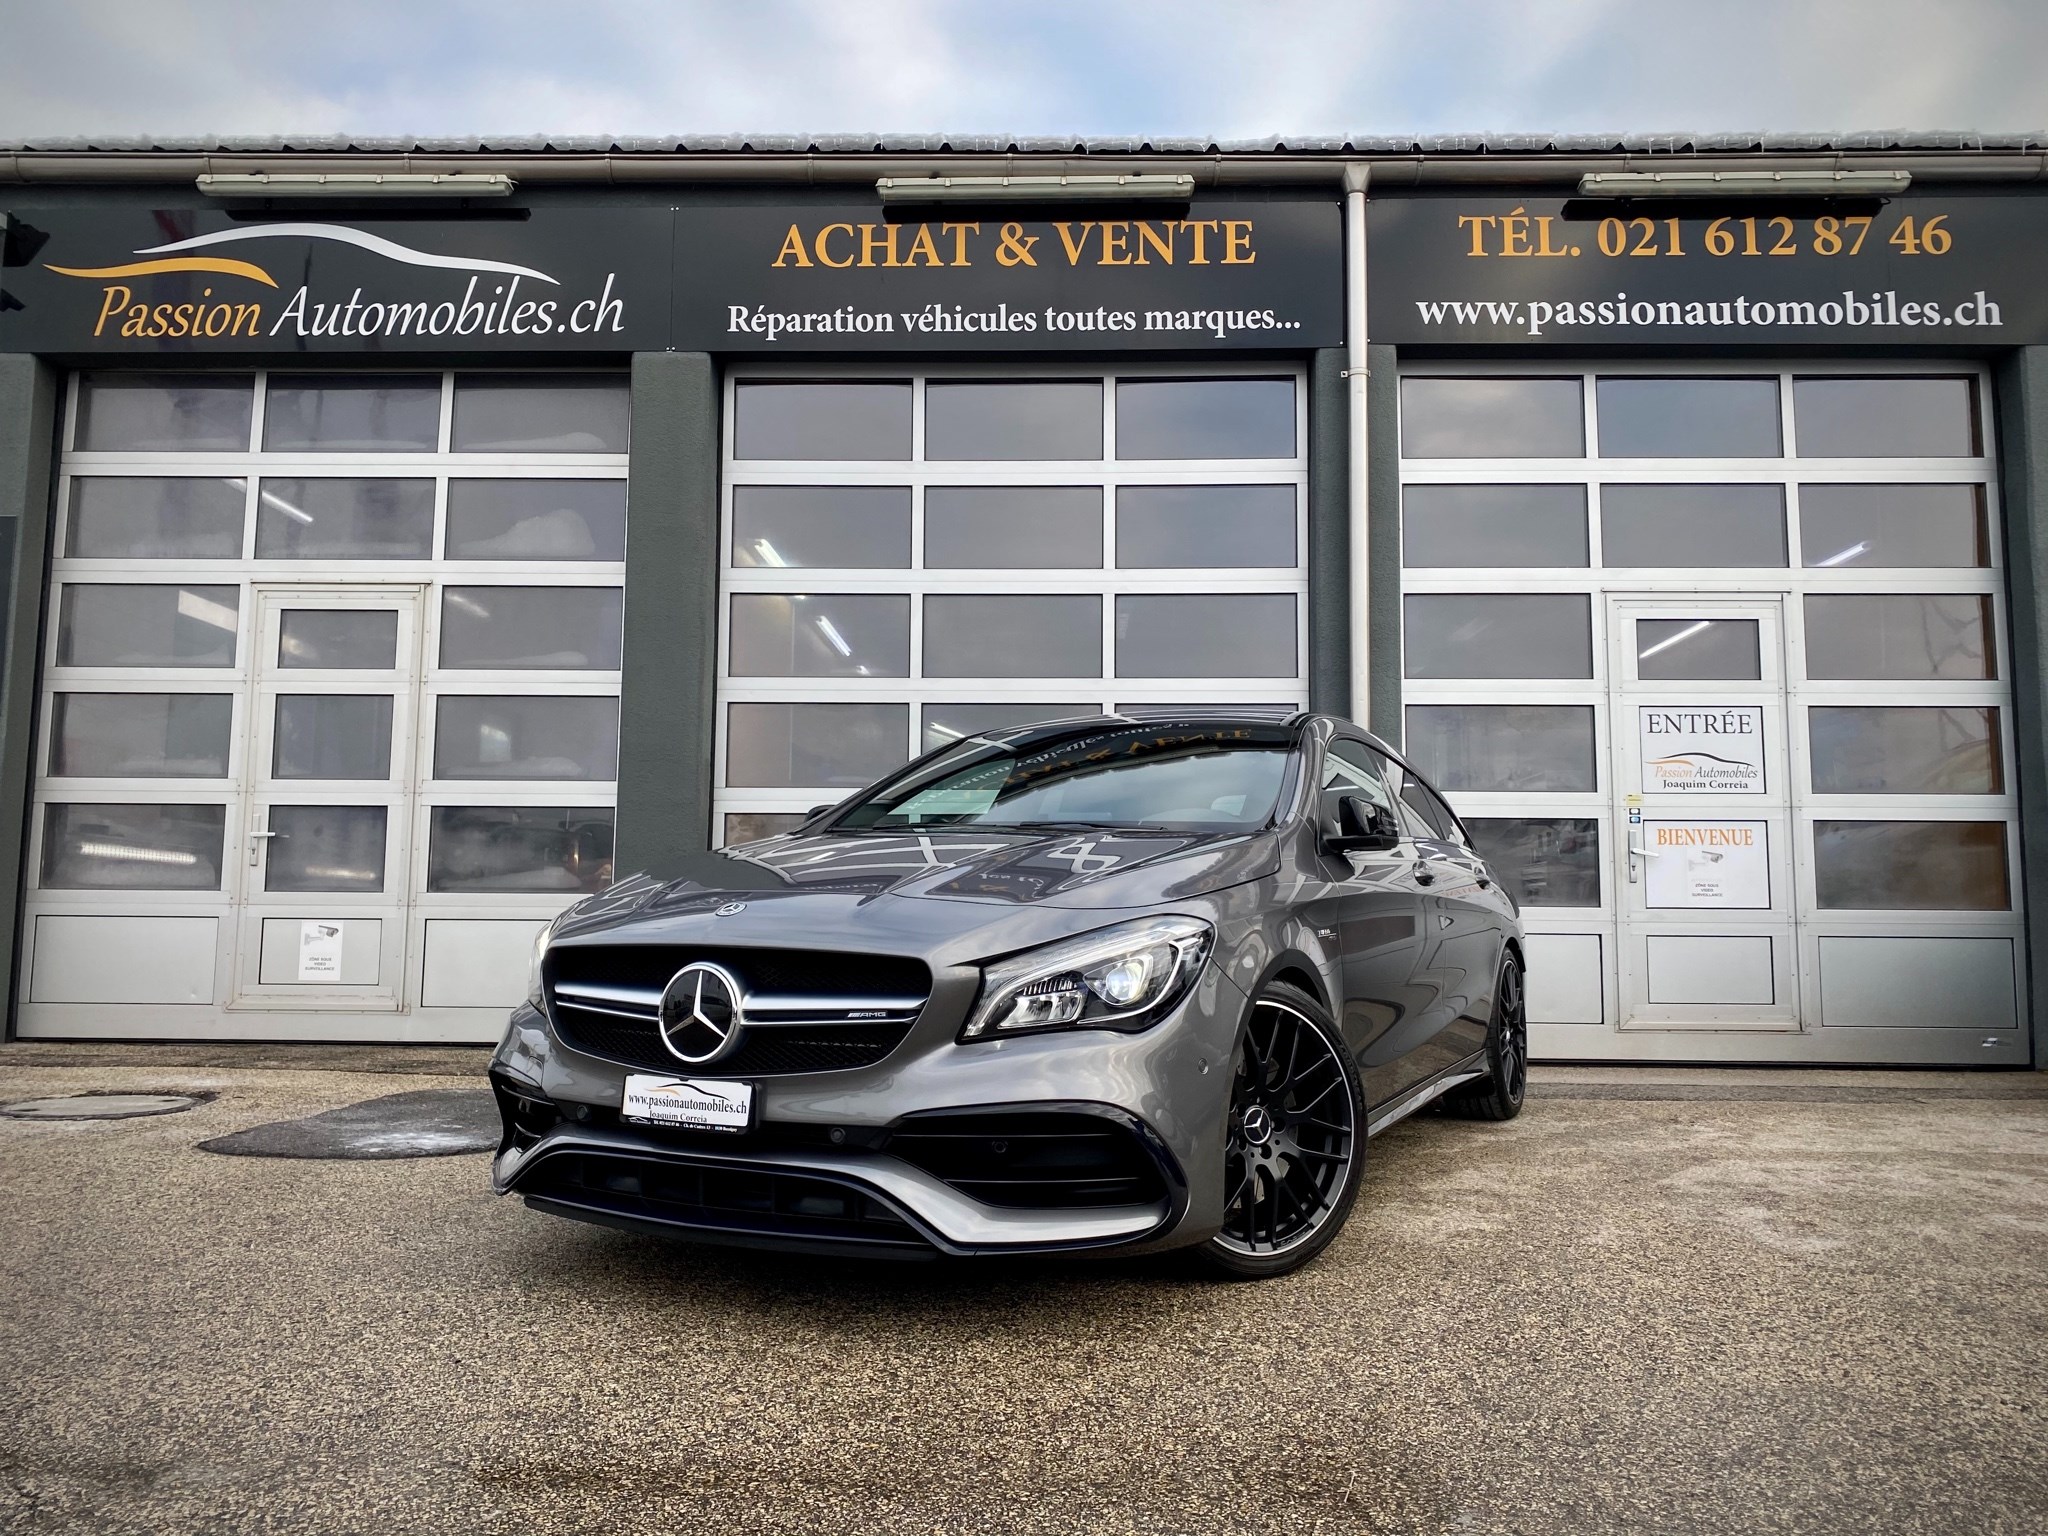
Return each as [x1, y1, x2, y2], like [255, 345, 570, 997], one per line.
[1325, 794, 1400, 854]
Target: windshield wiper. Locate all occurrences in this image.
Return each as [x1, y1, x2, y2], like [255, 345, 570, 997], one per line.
[996, 820, 1144, 833]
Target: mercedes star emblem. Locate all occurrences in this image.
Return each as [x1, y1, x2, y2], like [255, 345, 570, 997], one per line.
[657, 961, 745, 1066]
[714, 902, 747, 917]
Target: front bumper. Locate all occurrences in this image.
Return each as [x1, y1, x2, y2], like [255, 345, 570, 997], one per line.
[490, 956, 1247, 1258]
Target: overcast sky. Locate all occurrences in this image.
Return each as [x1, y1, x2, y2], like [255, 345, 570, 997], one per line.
[3, 0, 2045, 143]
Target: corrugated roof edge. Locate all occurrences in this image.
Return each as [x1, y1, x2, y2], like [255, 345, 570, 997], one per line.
[4, 129, 2046, 154]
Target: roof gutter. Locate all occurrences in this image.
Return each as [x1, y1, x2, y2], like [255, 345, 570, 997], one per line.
[3, 150, 2047, 188]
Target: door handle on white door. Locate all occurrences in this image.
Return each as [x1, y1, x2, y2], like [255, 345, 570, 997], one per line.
[1626, 838, 1661, 884]
[248, 828, 279, 866]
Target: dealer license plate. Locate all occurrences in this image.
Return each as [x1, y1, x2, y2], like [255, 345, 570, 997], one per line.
[621, 1074, 754, 1134]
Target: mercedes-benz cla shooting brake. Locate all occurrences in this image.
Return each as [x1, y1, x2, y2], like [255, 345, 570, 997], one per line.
[491, 713, 1527, 1278]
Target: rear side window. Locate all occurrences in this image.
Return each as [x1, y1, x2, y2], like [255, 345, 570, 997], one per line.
[1377, 751, 1466, 845]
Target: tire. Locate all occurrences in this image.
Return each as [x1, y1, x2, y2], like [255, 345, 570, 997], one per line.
[1199, 981, 1366, 1280]
[1440, 952, 1528, 1123]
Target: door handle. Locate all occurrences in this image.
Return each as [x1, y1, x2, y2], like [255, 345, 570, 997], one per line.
[248, 828, 279, 866]
[1412, 859, 1437, 887]
[1626, 838, 1662, 885]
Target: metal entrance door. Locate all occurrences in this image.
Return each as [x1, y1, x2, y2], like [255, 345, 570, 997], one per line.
[1607, 594, 1799, 1030]
[229, 586, 424, 1010]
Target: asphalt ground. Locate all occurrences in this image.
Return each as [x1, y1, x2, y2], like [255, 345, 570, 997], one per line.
[1, 1048, 2044, 1536]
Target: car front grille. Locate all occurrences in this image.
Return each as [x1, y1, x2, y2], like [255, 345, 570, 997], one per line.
[883, 1110, 1170, 1210]
[544, 945, 932, 1077]
[519, 1150, 932, 1253]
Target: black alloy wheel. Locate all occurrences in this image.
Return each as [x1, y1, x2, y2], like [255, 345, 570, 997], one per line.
[1201, 980, 1365, 1279]
[1442, 953, 1528, 1122]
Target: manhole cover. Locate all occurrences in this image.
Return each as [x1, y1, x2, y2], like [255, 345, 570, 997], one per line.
[1, 1091, 211, 1121]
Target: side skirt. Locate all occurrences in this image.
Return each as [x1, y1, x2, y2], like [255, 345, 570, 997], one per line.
[1364, 1058, 1489, 1137]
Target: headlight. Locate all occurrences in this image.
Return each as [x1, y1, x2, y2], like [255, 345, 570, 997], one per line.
[524, 924, 552, 1010]
[961, 916, 1213, 1041]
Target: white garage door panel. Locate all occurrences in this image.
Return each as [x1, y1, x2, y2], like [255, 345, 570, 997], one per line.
[422, 918, 549, 1008]
[30, 915, 217, 1004]
[257, 918, 382, 986]
[1524, 933, 1604, 1024]
[1646, 934, 1776, 1006]
[1819, 936, 2017, 1030]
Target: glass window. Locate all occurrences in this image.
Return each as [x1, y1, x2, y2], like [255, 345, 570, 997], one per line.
[265, 805, 387, 892]
[1794, 377, 1978, 458]
[1116, 378, 1294, 460]
[732, 381, 912, 461]
[262, 376, 440, 452]
[451, 375, 629, 453]
[49, 694, 233, 778]
[279, 610, 398, 670]
[434, 697, 621, 781]
[1372, 751, 1462, 843]
[75, 375, 251, 452]
[1799, 485, 1987, 569]
[925, 488, 1101, 569]
[1404, 704, 1596, 793]
[40, 803, 226, 890]
[1402, 485, 1587, 568]
[439, 587, 623, 670]
[1601, 485, 1786, 568]
[1116, 486, 1296, 569]
[1399, 377, 1583, 459]
[1636, 618, 1762, 680]
[837, 720, 1293, 833]
[732, 487, 911, 569]
[272, 696, 394, 780]
[1814, 820, 2009, 910]
[446, 481, 627, 561]
[1403, 595, 1591, 680]
[925, 595, 1102, 678]
[729, 593, 910, 678]
[1809, 707, 2003, 795]
[1804, 595, 1994, 680]
[57, 585, 239, 668]
[427, 806, 615, 892]
[726, 702, 910, 788]
[926, 381, 1102, 461]
[724, 812, 811, 844]
[1463, 818, 1601, 906]
[1596, 377, 1780, 458]
[1320, 739, 1398, 825]
[67, 477, 246, 560]
[1115, 702, 1297, 721]
[1116, 594, 1296, 678]
[253, 479, 434, 560]
[921, 703, 1094, 754]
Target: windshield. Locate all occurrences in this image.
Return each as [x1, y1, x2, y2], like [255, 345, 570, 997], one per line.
[833, 722, 1296, 833]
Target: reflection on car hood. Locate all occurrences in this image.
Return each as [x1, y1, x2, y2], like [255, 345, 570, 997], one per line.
[551, 827, 1278, 941]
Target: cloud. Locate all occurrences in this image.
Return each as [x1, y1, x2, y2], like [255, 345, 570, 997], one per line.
[2, 0, 2043, 141]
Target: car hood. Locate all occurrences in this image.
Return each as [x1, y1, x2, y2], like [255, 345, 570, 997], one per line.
[550, 827, 1279, 947]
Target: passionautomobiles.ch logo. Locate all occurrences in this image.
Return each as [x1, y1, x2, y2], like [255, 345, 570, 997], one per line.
[48, 222, 627, 341]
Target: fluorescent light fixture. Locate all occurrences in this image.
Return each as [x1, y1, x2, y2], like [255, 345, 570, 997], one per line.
[1813, 540, 1872, 568]
[1577, 170, 1911, 198]
[197, 173, 516, 198]
[877, 174, 1196, 206]
[76, 841, 198, 867]
[1638, 620, 1714, 660]
[815, 616, 854, 657]
[752, 539, 788, 568]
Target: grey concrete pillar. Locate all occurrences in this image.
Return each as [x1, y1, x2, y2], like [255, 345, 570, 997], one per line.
[1994, 348, 2048, 1068]
[0, 355, 58, 1035]
[613, 352, 720, 878]
[1365, 343, 1402, 744]
[1306, 348, 1351, 717]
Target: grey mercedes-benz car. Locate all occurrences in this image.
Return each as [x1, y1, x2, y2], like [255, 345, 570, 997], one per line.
[490, 712, 1527, 1278]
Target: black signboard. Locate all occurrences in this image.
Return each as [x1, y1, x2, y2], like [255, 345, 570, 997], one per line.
[0, 207, 673, 354]
[0, 198, 1343, 356]
[673, 200, 1343, 351]
[1368, 194, 2048, 346]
